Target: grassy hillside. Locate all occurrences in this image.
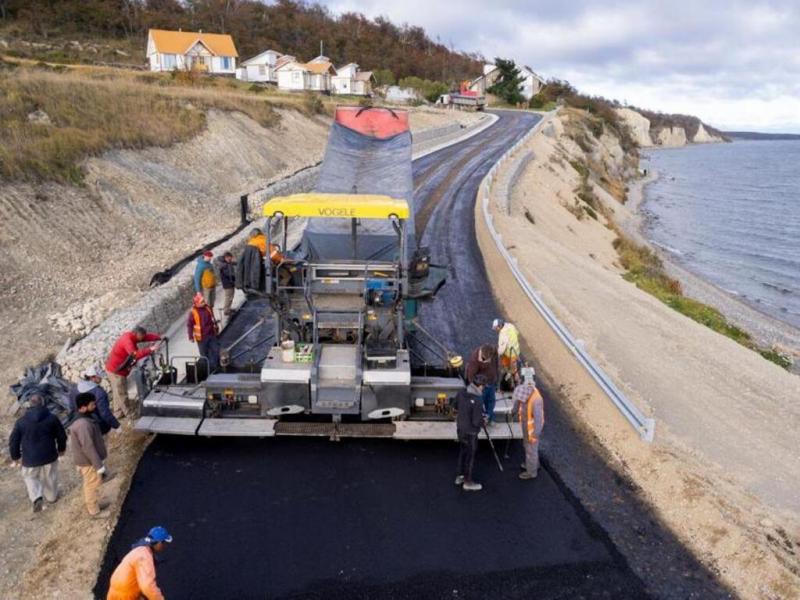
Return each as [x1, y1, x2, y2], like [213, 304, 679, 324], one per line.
[0, 58, 327, 183]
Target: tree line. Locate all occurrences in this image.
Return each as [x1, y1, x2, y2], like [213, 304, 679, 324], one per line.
[0, 0, 484, 83]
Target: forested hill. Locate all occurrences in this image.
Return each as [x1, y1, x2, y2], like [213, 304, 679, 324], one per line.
[0, 0, 483, 82]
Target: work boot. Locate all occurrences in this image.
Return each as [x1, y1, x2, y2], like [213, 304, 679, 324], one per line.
[32, 497, 43, 513]
[519, 470, 537, 480]
[101, 471, 117, 484]
[462, 481, 483, 492]
[454, 475, 465, 486]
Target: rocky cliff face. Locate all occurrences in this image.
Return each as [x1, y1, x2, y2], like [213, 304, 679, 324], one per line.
[655, 126, 688, 147]
[615, 108, 725, 147]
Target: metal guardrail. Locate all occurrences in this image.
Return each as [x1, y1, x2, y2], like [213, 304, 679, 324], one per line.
[479, 113, 656, 442]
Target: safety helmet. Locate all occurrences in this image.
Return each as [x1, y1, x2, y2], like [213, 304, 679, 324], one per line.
[492, 318, 504, 330]
[521, 366, 535, 384]
[145, 526, 173, 544]
[193, 292, 205, 307]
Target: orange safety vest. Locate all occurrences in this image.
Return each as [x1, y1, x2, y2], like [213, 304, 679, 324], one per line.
[191, 306, 218, 342]
[518, 387, 543, 443]
[248, 235, 283, 264]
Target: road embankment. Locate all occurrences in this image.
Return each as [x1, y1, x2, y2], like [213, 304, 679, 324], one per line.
[476, 109, 800, 599]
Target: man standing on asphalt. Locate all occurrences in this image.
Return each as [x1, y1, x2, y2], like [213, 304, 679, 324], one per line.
[187, 292, 220, 372]
[107, 525, 173, 600]
[8, 394, 67, 513]
[216, 251, 237, 316]
[493, 318, 521, 388]
[70, 392, 110, 518]
[194, 250, 217, 308]
[465, 344, 499, 423]
[105, 326, 162, 419]
[455, 373, 487, 492]
[512, 366, 544, 480]
[70, 365, 120, 434]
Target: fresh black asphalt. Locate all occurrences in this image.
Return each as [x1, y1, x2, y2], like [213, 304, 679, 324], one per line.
[95, 112, 651, 599]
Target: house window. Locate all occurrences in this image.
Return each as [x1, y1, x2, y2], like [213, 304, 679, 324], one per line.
[221, 57, 231, 70]
[258, 65, 267, 76]
[293, 71, 300, 82]
[162, 54, 177, 70]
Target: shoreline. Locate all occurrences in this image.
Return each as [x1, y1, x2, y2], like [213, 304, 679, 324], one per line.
[623, 165, 800, 370]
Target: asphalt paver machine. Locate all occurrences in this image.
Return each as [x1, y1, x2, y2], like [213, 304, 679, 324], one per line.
[135, 107, 518, 439]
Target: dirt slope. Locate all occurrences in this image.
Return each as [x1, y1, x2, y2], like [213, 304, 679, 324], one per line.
[482, 110, 800, 599]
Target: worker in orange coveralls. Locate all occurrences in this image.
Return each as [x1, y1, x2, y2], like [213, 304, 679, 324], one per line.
[107, 525, 172, 600]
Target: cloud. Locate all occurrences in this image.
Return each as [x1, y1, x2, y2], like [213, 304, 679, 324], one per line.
[319, 0, 800, 131]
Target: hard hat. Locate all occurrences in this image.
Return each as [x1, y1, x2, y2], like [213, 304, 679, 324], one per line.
[82, 364, 105, 379]
[449, 355, 464, 368]
[202, 250, 213, 259]
[145, 526, 173, 544]
[492, 318, 504, 329]
[193, 292, 205, 307]
[521, 366, 535, 384]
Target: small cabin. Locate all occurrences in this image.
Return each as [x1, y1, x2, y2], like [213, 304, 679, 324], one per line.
[147, 29, 238, 74]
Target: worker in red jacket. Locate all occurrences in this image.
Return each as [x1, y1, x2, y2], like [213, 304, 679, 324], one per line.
[187, 292, 220, 372]
[105, 326, 162, 419]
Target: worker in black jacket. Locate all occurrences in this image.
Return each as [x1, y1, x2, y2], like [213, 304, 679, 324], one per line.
[8, 394, 67, 513]
[455, 374, 487, 491]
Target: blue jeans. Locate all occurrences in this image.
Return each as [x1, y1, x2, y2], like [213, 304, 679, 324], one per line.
[482, 384, 496, 423]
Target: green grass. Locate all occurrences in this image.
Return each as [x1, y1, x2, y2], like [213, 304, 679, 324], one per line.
[613, 235, 791, 369]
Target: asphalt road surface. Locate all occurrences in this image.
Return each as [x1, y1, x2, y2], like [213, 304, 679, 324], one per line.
[96, 112, 652, 599]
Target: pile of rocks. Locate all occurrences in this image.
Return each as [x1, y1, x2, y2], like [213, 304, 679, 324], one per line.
[47, 290, 135, 338]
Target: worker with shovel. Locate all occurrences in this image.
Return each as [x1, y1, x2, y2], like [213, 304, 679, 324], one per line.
[455, 373, 488, 492]
[107, 525, 173, 600]
[512, 366, 544, 480]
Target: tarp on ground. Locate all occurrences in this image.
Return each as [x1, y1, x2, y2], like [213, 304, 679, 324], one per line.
[9, 361, 73, 425]
[305, 107, 414, 263]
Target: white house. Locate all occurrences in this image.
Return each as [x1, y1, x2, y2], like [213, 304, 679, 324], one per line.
[276, 59, 335, 92]
[469, 63, 545, 101]
[146, 29, 238, 74]
[235, 49, 290, 83]
[331, 63, 374, 96]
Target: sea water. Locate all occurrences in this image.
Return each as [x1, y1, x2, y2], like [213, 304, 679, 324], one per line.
[641, 140, 800, 328]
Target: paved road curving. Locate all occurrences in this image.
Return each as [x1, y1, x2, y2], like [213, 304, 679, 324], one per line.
[95, 111, 653, 599]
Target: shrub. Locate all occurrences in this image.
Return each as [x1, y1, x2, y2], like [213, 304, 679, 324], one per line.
[302, 91, 324, 115]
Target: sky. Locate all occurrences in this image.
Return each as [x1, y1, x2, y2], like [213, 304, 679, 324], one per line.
[319, 0, 800, 132]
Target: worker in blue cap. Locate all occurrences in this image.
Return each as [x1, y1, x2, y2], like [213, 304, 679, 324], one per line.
[107, 526, 173, 600]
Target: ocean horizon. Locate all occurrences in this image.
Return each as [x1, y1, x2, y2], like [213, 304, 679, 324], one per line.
[641, 139, 800, 330]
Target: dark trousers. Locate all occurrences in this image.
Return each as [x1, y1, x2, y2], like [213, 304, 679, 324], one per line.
[482, 384, 496, 422]
[197, 337, 220, 372]
[456, 433, 478, 482]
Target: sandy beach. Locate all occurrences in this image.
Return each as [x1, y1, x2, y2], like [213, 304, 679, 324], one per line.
[479, 109, 800, 599]
[623, 167, 800, 371]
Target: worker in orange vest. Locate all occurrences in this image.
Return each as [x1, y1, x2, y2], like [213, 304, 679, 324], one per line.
[247, 227, 283, 263]
[107, 525, 172, 600]
[512, 366, 544, 480]
[186, 292, 220, 372]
